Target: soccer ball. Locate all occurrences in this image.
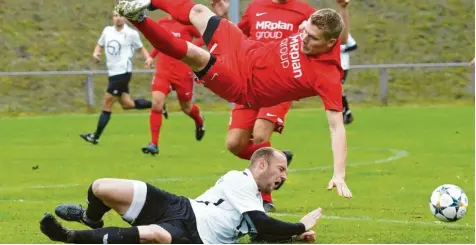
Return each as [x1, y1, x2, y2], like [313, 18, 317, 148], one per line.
[429, 184, 468, 222]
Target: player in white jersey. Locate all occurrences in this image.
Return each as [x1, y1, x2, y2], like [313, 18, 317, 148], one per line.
[340, 33, 358, 125]
[80, 11, 156, 145]
[39, 147, 322, 244]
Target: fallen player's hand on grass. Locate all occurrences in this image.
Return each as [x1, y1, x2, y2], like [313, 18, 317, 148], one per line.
[299, 208, 322, 231]
[297, 230, 316, 242]
[327, 176, 352, 198]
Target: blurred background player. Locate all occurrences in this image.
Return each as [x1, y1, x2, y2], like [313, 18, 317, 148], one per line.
[340, 33, 357, 124]
[80, 11, 153, 144]
[212, 0, 347, 212]
[141, 15, 205, 156]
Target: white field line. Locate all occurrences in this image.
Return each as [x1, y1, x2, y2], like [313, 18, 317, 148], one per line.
[0, 148, 408, 191]
[271, 212, 474, 228]
[0, 199, 471, 229]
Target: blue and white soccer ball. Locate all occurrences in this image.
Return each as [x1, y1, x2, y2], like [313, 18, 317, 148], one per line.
[429, 184, 468, 222]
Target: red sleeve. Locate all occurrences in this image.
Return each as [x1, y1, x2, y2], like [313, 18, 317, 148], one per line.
[237, 5, 252, 36]
[315, 70, 343, 111]
[150, 48, 159, 59]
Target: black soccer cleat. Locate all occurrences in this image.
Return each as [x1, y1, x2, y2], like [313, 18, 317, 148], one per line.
[80, 133, 99, 145]
[162, 103, 169, 120]
[195, 118, 205, 141]
[282, 150, 293, 167]
[263, 201, 276, 213]
[40, 213, 74, 243]
[142, 143, 159, 156]
[343, 111, 354, 125]
[55, 204, 104, 229]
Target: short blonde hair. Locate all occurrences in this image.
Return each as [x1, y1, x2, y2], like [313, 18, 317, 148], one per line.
[310, 8, 344, 40]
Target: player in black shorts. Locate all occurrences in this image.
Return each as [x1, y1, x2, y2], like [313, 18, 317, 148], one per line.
[40, 179, 202, 244]
[39, 148, 324, 244]
[79, 71, 156, 145]
[80, 11, 157, 145]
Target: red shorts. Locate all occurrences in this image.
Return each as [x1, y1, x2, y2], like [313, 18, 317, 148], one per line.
[151, 72, 194, 102]
[198, 17, 260, 107]
[229, 101, 292, 134]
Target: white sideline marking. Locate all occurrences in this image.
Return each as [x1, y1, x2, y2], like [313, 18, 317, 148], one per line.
[0, 199, 471, 229]
[0, 147, 408, 191]
[271, 212, 474, 228]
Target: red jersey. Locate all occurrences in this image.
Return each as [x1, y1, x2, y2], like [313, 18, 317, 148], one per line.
[151, 17, 201, 77]
[238, 0, 315, 42]
[247, 34, 344, 111]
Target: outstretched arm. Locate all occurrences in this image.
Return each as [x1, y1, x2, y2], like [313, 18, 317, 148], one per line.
[336, 0, 350, 44]
[242, 208, 322, 242]
[326, 110, 352, 198]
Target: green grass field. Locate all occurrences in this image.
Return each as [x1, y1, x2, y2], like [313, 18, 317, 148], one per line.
[0, 105, 474, 243]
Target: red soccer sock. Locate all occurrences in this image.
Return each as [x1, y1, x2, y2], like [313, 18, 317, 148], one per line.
[150, 0, 195, 25]
[187, 104, 203, 126]
[131, 18, 188, 60]
[261, 192, 273, 203]
[237, 141, 271, 160]
[150, 109, 163, 145]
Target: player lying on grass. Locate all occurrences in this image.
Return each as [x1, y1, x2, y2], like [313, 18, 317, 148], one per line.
[40, 147, 322, 244]
[115, 0, 352, 198]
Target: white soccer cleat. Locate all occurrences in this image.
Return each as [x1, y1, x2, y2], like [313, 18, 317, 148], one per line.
[115, 0, 151, 22]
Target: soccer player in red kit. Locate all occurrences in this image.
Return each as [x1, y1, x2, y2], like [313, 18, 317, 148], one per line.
[116, 0, 352, 199]
[214, 0, 317, 211]
[141, 16, 205, 156]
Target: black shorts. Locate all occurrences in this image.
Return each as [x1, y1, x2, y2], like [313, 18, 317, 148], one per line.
[107, 72, 131, 96]
[341, 70, 349, 84]
[129, 183, 202, 244]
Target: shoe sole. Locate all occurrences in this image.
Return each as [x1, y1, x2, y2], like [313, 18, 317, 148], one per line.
[196, 130, 205, 141]
[142, 147, 158, 156]
[55, 206, 83, 222]
[116, 0, 149, 19]
[79, 135, 98, 145]
[40, 213, 64, 242]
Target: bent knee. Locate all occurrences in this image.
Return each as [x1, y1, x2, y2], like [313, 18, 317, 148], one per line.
[190, 4, 210, 17]
[91, 178, 110, 199]
[180, 102, 192, 114]
[152, 99, 164, 111]
[252, 132, 272, 144]
[226, 137, 246, 155]
[138, 225, 172, 244]
[91, 178, 124, 200]
[252, 120, 275, 143]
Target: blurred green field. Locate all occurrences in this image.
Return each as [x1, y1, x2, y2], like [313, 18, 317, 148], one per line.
[0, 105, 474, 243]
